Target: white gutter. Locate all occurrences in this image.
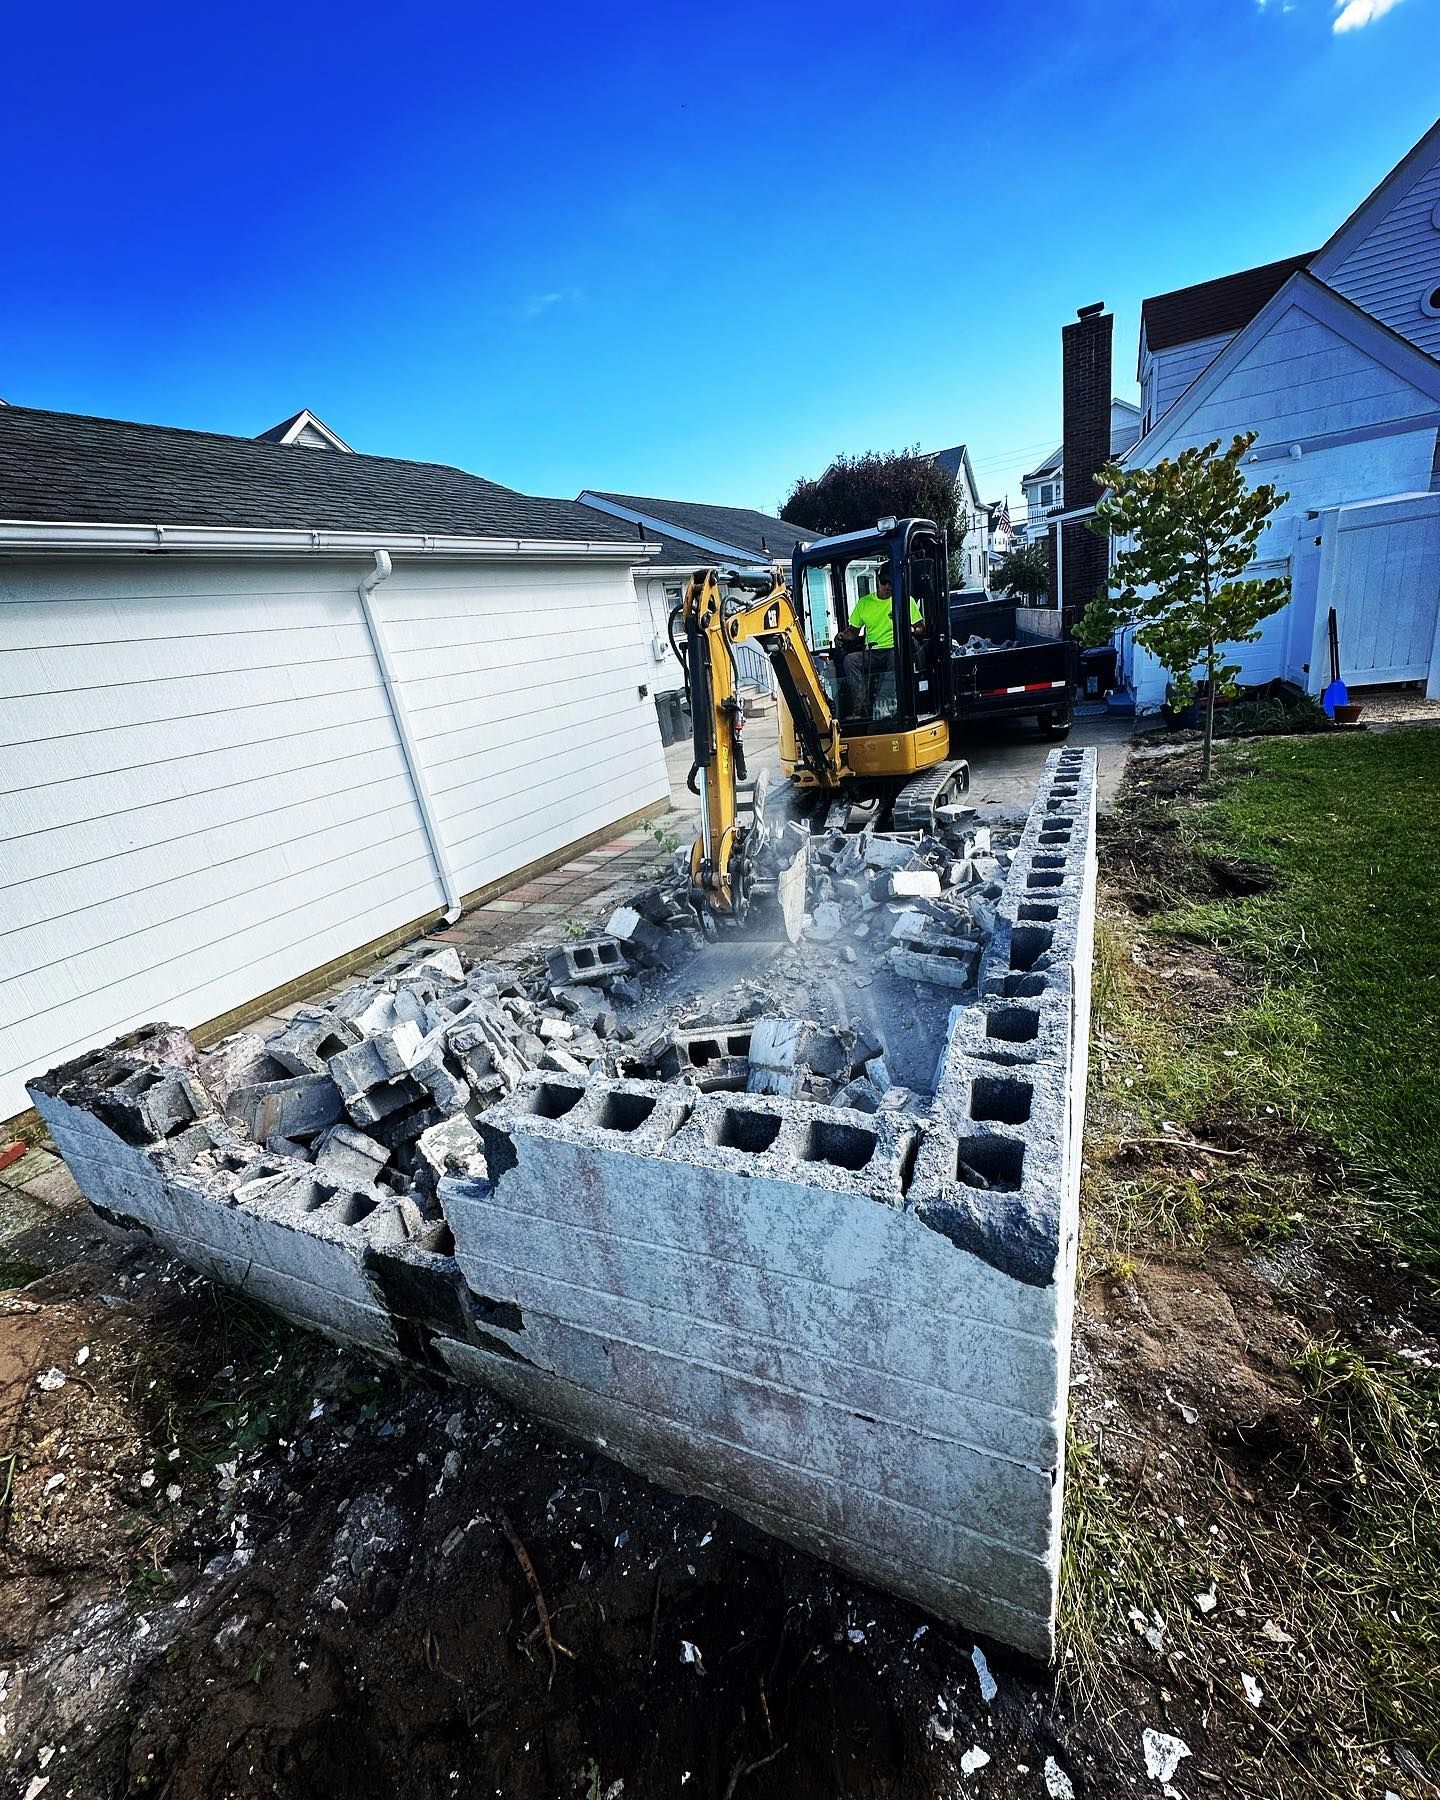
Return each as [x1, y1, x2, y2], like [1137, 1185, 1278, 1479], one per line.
[0, 519, 662, 560]
[356, 551, 464, 925]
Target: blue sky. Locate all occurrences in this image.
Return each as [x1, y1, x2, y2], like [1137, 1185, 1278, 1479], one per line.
[4, 0, 1436, 523]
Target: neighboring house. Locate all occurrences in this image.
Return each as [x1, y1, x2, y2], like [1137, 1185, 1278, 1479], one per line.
[0, 405, 668, 1119]
[926, 444, 991, 587]
[575, 491, 813, 707]
[1115, 117, 1440, 712]
[1018, 399, 1142, 543]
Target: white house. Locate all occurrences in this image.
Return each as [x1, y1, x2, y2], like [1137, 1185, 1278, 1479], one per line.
[1018, 399, 1142, 543]
[1118, 118, 1440, 712]
[0, 405, 669, 1120]
[926, 444, 992, 587]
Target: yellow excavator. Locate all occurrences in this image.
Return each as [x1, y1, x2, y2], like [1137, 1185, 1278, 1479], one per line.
[674, 516, 970, 923]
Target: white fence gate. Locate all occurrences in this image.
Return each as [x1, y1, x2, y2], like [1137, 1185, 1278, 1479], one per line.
[1312, 492, 1440, 693]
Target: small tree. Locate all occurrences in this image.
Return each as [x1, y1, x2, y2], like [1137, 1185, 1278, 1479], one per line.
[780, 447, 961, 542]
[993, 541, 1050, 605]
[1077, 432, 1290, 778]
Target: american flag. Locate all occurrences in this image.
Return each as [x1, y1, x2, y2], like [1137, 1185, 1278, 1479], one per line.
[994, 498, 1012, 536]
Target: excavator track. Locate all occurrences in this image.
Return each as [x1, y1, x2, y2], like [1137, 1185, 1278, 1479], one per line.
[889, 758, 970, 833]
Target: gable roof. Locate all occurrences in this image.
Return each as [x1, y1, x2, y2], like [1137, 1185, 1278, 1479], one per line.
[1140, 253, 1316, 356]
[1123, 269, 1440, 469]
[927, 443, 979, 499]
[578, 491, 808, 561]
[0, 406, 643, 545]
[1310, 116, 1440, 280]
[256, 408, 353, 452]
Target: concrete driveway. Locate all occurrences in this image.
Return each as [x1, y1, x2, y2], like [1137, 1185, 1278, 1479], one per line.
[663, 701, 1132, 817]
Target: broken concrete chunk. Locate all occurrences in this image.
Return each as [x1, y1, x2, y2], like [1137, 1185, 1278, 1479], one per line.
[746, 1018, 804, 1095]
[888, 870, 942, 898]
[95, 1064, 213, 1146]
[313, 1121, 390, 1189]
[268, 1009, 361, 1078]
[876, 1086, 915, 1112]
[833, 1077, 882, 1114]
[327, 1022, 427, 1102]
[196, 1034, 287, 1110]
[861, 834, 922, 871]
[228, 1073, 344, 1143]
[889, 909, 930, 946]
[400, 946, 465, 986]
[417, 1113, 486, 1182]
[409, 1049, 469, 1115]
[891, 939, 980, 992]
[345, 1075, 427, 1127]
[605, 906, 670, 958]
[807, 900, 844, 943]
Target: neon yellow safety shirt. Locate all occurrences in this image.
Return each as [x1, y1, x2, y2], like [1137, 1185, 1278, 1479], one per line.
[849, 588, 920, 649]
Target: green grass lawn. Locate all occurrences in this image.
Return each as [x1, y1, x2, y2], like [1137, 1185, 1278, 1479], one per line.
[1160, 726, 1440, 1267]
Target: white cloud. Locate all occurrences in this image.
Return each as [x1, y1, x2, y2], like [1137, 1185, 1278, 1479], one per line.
[1333, 0, 1403, 30]
[519, 288, 583, 319]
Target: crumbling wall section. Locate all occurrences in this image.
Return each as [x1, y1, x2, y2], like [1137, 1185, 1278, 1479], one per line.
[437, 748, 1098, 1657]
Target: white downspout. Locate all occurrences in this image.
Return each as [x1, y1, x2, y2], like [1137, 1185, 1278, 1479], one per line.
[357, 550, 464, 924]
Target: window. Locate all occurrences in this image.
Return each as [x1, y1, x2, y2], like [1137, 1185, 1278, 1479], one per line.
[1040, 483, 1054, 507]
[1421, 285, 1440, 319]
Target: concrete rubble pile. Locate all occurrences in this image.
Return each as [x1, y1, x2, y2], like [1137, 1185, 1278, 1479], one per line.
[29, 747, 1099, 1661]
[952, 633, 1017, 655]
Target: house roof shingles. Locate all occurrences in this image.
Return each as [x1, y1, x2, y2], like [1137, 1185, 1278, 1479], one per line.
[0, 406, 642, 544]
[1140, 253, 1316, 353]
[583, 491, 808, 561]
[928, 445, 971, 485]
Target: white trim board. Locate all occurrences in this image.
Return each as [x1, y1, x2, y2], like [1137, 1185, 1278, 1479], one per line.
[1310, 117, 1440, 281]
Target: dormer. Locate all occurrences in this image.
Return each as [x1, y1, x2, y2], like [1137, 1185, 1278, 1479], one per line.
[256, 409, 353, 452]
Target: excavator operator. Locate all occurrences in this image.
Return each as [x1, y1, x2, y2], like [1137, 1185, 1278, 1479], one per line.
[837, 564, 920, 716]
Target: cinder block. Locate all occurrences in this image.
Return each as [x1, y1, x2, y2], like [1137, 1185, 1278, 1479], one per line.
[545, 938, 628, 987]
[267, 1009, 361, 1077]
[891, 937, 981, 991]
[327, 1022, 426, 1101]
[314, 1121, 390, 1189]
[226, 1073, 344, 1143]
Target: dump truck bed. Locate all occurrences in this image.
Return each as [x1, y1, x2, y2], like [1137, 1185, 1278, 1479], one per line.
[946, 598, 1077, 730]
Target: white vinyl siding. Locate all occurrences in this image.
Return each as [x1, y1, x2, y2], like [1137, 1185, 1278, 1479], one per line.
[373, 559, 665, 898]
[1153, 304, 1440, 458]
[1321, 154, 1440, 361]
[1148, 330, 1235, 423]
[0, 554, 666, 1117]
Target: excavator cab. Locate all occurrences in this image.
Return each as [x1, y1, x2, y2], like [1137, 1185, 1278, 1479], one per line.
[785, 517, 955, 794]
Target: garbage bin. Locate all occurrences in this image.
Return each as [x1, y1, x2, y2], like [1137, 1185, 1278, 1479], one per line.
[1078, 644, 1117, 699]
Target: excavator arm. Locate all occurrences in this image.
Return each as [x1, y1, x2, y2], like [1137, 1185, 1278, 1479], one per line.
[679, 567, 842, 918]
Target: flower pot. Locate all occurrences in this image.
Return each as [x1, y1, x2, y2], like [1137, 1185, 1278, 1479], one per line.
[1334, 702, 1364, 725]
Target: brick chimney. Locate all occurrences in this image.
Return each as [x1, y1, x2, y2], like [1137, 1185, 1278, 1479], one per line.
[1049, 301, 1113, 626]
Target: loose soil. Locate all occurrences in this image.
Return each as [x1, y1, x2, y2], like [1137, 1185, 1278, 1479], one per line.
[3, 748, 1436, 1799]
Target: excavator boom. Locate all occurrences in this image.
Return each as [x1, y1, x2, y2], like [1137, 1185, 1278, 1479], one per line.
[680, 567, 841, 917]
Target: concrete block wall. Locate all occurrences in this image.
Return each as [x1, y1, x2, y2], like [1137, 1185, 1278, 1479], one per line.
[30, 749, 1099, 1662]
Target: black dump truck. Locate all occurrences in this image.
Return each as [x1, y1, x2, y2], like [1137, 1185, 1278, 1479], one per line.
[947, 595, 1079, 739]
